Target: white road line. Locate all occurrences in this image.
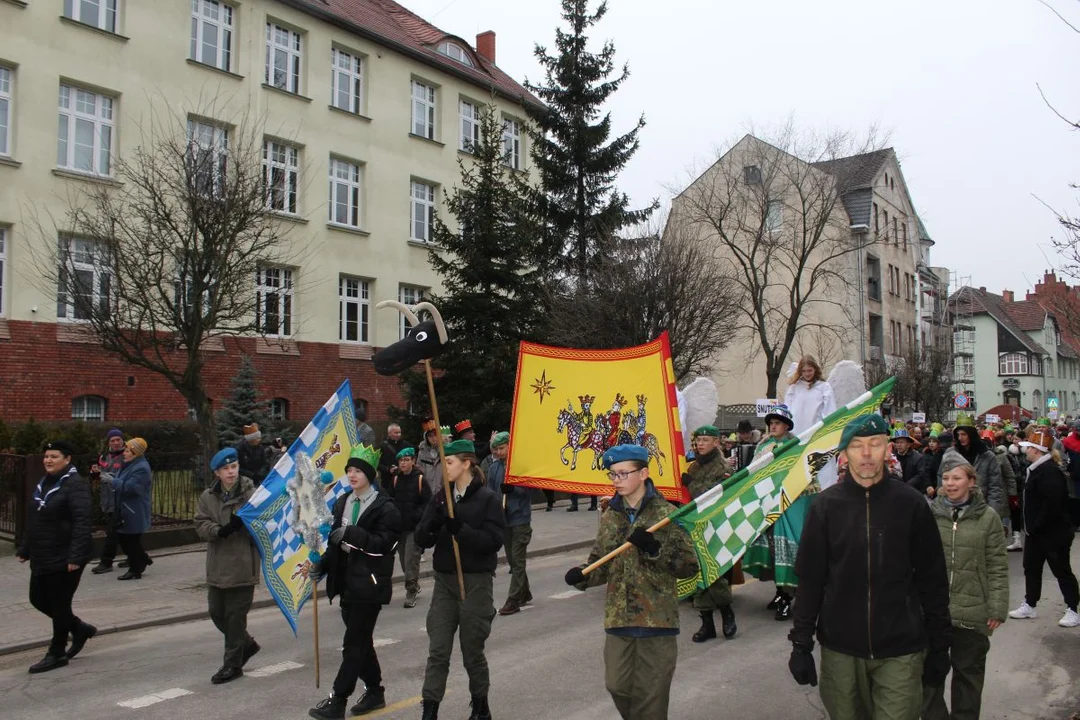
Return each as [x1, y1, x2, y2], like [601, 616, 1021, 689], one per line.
[373, 638, 400, 648]
[246, 661, 304, 678]
[549, 590, 586, 600]
[117, 689, 194, 709]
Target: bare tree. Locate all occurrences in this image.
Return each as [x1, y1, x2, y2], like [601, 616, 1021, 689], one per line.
[892, 345, 955, 420]
[30, 99, 298, 464]
[672, 125, 882, 397]
[545, 220, 741, 381]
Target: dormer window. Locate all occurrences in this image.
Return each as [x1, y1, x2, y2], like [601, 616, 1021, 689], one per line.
[436, 41, 474, 67]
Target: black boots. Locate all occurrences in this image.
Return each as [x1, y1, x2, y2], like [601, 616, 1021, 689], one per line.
[211, 665, 243, 684]
[719, 606, 737, 639]
[350, 687, 386, 715]
[766, 588, 783, 610]
[67, 622, 97, 659]
[28, 653, 68, 674]
[420, 700, 440, 720]
[468, 696, 492, 720]
[692, 611, 717, 642]
[241, 639, 260, 666]
[91, 561, 113, 574]
[308, 694, 347, 719]
[774, 590, 793, 621]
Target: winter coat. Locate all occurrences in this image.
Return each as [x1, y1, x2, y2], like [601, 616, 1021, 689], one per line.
[576, 481, 699, 632]
[414, 475, 505, 574]
[115, 456, 152, 535]
[683, 448, 734, 499]
[417, 440, 444, 495]
[387, 468, 430, 532]
[942, 439, 1005, 518]
[993, 446, 1017, 504]
[1023, 454, 1075, 543]
[930, 489, 1009, 636]
[785, 379, 836, 437]
[97, 450, 124, 513]
[923, 449, 944, 490]
[319, 490, 401, 605]
[235, 441, 271, 485]
[378, 437, 408, 485]
[1063, 432, 1080, 499]
[792, 471, 952, 659]
[895, 450, 924, 490]
[17, 465, 93, 575]
[486, 457, 531, 528]
[194, 477, 260, 588]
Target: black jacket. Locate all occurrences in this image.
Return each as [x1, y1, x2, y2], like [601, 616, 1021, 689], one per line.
[791, 471, 952, 659]
[388, 469, 431, 532]
[17, 465, 93, 575]
[1023, 456, 1075, 543]
[895, 450, 925, 492]
[320, 491, 402, 605]
[236, 441, 271, 485]
[414, 475, 505, 574]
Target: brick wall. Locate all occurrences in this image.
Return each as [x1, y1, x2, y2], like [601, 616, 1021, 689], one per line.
[0, 320, 406, 423]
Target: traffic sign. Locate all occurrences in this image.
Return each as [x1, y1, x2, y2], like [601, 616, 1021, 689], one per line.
[954, 393, 970, 409]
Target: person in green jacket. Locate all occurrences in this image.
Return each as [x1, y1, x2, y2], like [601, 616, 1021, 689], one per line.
[922, 448, 1009, 720]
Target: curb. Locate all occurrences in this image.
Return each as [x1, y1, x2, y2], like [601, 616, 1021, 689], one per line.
[0, 537, 594, 657]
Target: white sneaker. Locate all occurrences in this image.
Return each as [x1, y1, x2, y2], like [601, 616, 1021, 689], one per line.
[1058, 609, 1080, 628]
[1009, 602, 1038, 619]
[1005, 532, 1023, 552]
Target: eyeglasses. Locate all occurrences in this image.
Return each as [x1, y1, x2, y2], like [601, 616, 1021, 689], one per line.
[607, 468, 644, 482]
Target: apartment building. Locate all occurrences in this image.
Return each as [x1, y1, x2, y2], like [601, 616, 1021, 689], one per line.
[0, 0, 540, 423]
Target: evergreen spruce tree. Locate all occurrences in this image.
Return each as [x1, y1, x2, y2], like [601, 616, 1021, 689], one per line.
[215, 356, 271, 448]
[397, 103, 545, 435]
[526, 0, 657, 287]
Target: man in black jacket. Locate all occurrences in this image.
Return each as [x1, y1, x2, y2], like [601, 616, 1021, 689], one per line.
[377, 424, 408, 489]
[787, 414, 952, 720]
[387, 447, 430, 608]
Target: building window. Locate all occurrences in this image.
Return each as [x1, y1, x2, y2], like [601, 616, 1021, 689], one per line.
[502, 117, 521, 169]
[269, 397, 289, 421]
[328, 158, 362, 228]
[57, 237, 110, 321]
[765, 200, 783, 232]
[411, 80, 435, 139]
[893, 217, 898, 245]
[190, 0, 233, 71]
[901, 223, 908, 251]
[866, 255, 881, 301]
[1046, 358, 1053, 379]
[1033, 389, 1042, 412]
[410, 180, 436, 242]
[459, 99, 479, 152]
[0, 66, 11, 157]
[0, 227, 6, 317]
[57, 84, 114, 176]
[263, 140, 299, 214]
[72, 395, 107, 421]
[338, 275, 369, 343]
[962, 356, 974, 377]
[265, 22, 302, 94]
[64, 0, 118, 33]
[187, 119, 228, 197]
[354, 398, 368, 420]
[398, 284, 425, 339]
[330, 48, 363, 114]
[873, 203, 879, 234]
[436, 41, 473, 67]
[256, 266, 293, 337]
[998, 352, 1029, 375]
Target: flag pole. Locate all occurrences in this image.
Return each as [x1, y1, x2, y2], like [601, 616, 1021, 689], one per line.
[312, 577, 321, 688]
[424, 359, 467, 601]
[581, 517, 671, 575]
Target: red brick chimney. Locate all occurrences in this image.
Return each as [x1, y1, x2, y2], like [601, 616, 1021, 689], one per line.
[1002, 289, 1014, 303]
[476, 31, 496, 63]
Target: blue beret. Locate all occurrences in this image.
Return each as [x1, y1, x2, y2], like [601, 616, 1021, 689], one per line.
[210, 447, 239, 471]
[602, 444, 649, 469]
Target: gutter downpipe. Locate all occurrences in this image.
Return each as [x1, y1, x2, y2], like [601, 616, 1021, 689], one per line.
[852, 224, 869, 366]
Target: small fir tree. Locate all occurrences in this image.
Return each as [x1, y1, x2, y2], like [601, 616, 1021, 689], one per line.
[13, 417, 48, 455]
[215, 356, 271, 448]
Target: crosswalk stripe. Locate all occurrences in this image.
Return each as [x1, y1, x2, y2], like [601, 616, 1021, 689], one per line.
[117, 688, 193, 709]
[549, 590, 586, 600]
[373, 638, 400, 648]
[246, 661, 304, 678]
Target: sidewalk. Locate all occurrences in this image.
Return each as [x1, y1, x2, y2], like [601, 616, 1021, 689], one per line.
[0, 501, 602, 655]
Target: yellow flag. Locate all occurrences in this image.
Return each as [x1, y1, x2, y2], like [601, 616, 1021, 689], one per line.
[507, 332, 688, 503]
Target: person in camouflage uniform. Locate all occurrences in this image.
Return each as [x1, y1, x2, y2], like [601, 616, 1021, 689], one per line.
[564, 444, 699, 720]
[682, 425, 737, 642]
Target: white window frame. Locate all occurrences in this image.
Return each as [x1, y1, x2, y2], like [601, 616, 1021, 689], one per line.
[265, 22, 302, 94]
[398, 285, 425, 339]
[72, 395, 107, 421]
[410, 181, 435, 243]
[328, 157, 362, 228]
[502, 117, 521, 169]
[460, 99, 479, 152]
[187, 119, 229, 197]
[0, 227, 6, 318]
[64, 0, 118, 33]
[57, 236, 111, 322]
[411, 81, 435, 139]
[190, 0, 234, 72]
[998, 352, 1028, 375]
[0, 66, 11, 157]
[269, 397, 289, 421]
[766, 200, 783, 232]
[263, 139, 299, 214]
[330, 48, 363, 114]
[338, 275, 370, 344]
[57, 84, 114, 176]
[255, 265, 294, 337]
[436, 41, 473, 67]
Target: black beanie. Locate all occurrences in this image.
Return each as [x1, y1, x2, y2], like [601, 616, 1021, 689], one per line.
[345, 457, 376, 482]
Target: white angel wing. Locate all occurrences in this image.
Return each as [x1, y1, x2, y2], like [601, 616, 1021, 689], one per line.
[827, 360, 867, 408]
[678, 377, 720, 446]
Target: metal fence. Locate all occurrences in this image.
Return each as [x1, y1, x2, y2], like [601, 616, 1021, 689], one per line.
[0, 454, 28, 539]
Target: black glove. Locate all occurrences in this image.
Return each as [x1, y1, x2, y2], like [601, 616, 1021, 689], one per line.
[329, 525, 347, 546]
[680, 472, 692, 486]
[501, 482, 515, 495]
[308, 562, 326, 584]
[217, 523, 235, 538]
[628, 528, 661, 556]
[788, 643, 818, 687]
[229, 514, 245, 531]
[445, 515, 463, 535]
[564, 566, 585, 586]
[922, 647, 950, 687]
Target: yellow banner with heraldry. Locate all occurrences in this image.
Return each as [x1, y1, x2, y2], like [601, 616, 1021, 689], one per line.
[506, 332, 688, 503]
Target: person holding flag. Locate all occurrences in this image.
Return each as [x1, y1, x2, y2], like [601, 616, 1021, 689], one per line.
[564, 444, 698, 720]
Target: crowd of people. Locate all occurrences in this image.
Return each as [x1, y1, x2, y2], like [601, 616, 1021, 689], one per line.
[12, 354, 1080, 719]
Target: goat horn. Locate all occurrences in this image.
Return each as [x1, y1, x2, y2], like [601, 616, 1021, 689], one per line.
[412, 302, 448, 345]
[376, 300, 420, 327]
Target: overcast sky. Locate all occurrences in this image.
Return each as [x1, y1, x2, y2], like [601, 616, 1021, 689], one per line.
[404, 0, 1080, 296]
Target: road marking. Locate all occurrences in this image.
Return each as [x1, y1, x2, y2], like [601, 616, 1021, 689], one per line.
[363, 695, 423, 717]
[373, 638, 399, 648]
[117, 688, 193, 709]
[549, 590, 586, 600]
[247, 661, 304, 678]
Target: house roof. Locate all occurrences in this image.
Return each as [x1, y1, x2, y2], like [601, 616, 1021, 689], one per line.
[281, 0, 543, 110]
[949, 287, 1047, 355]
[1002, 301, 1048, 333]
[812, 149, 892, 226]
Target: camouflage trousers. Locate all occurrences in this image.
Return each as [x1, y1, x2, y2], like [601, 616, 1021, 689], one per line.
[603, 634, 678, 720]
[819, 646, 924, 720]
[692, 575, 732, 612]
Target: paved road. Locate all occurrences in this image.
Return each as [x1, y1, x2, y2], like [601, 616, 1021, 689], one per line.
[1, 546, 1077, 720]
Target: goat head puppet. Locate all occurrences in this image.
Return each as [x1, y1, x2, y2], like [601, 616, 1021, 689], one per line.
[373, 300, 449, 376]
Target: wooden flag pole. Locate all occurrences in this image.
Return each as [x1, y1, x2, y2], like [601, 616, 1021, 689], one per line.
[312, 577, 321, 688]
[581, 517, 671, 576]
[424, 359, 467, 600]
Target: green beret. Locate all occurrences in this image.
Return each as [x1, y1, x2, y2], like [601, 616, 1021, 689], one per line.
[396, 447, 416, 460]
[838, 414, 889, 451]
[443, 439, 475, 456]
[692, 425, 721, 438]
[491, 431, 510, 448]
